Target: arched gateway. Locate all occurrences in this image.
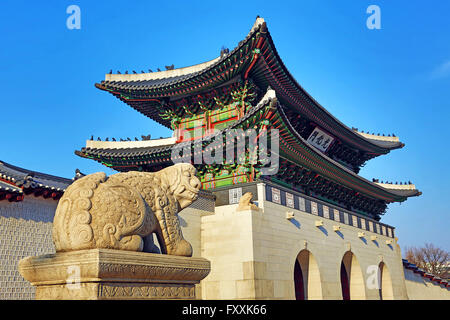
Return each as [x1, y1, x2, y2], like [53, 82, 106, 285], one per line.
[294, 250, 322, 300]
[340, 251, 366, 300]
[379, 262, 394, 300]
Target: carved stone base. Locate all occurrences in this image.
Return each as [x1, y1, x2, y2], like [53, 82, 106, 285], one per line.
[18, 249, 210, 300]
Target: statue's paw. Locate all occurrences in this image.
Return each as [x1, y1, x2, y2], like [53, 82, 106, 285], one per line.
[119, 235, 144, 252]
[172, 239, 193, 257]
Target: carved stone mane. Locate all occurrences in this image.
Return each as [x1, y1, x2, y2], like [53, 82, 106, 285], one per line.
[52, 163, 201, 257]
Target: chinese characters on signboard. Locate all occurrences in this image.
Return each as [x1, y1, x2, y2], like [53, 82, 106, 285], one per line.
[307, 127, 334, 152]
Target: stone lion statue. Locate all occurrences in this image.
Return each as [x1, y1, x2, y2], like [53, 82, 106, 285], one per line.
[52, 163, 201, 257]
[236, 192, 260, 211]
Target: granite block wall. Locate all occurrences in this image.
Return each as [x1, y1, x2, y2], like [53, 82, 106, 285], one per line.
[0, 197, 57, 300]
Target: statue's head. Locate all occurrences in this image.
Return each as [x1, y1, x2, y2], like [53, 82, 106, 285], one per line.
[163, 163, 201, 209]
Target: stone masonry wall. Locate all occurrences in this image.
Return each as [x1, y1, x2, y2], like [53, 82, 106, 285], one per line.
[0, 192, 215, 300]
[0, 197, 57, 300]
[403, 269, 450, 300]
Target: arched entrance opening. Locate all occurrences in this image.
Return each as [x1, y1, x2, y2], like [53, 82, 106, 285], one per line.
[340, 261, 350, 300]
[294, 259, 304, 300]
[340, 251, 366, 300]
[378, 262, 394, 300]
[294, 249, 322, 300]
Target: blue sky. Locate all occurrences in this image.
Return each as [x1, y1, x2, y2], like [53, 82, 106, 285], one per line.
[1, 1, 449, 252]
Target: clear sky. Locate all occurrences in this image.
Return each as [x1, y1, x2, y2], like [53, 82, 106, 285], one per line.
[1, 1, 449, 252]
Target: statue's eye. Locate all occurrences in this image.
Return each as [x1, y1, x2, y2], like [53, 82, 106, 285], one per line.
[183, 171, 190, 177]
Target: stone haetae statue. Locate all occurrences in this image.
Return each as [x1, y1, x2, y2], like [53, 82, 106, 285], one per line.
[236, 192, 260, 211]
[52, 163, 201, 257]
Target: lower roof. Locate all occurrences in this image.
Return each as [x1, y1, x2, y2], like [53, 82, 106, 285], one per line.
[76, 89, 421, 204]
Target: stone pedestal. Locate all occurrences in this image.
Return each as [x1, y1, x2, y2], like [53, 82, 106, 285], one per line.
[18, 249, 210, 300]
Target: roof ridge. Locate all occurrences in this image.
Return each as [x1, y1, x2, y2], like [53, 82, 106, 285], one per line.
[105, 57, 221, 83]
[85, 136, 176, 150]
[374, 181, 417, 190]
[353, 129, 401, 143]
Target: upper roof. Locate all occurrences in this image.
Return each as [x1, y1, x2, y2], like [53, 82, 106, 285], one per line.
[95, 17, 404, 157]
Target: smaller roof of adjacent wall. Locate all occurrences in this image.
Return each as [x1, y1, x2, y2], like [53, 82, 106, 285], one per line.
[0, 160, 74, 201]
